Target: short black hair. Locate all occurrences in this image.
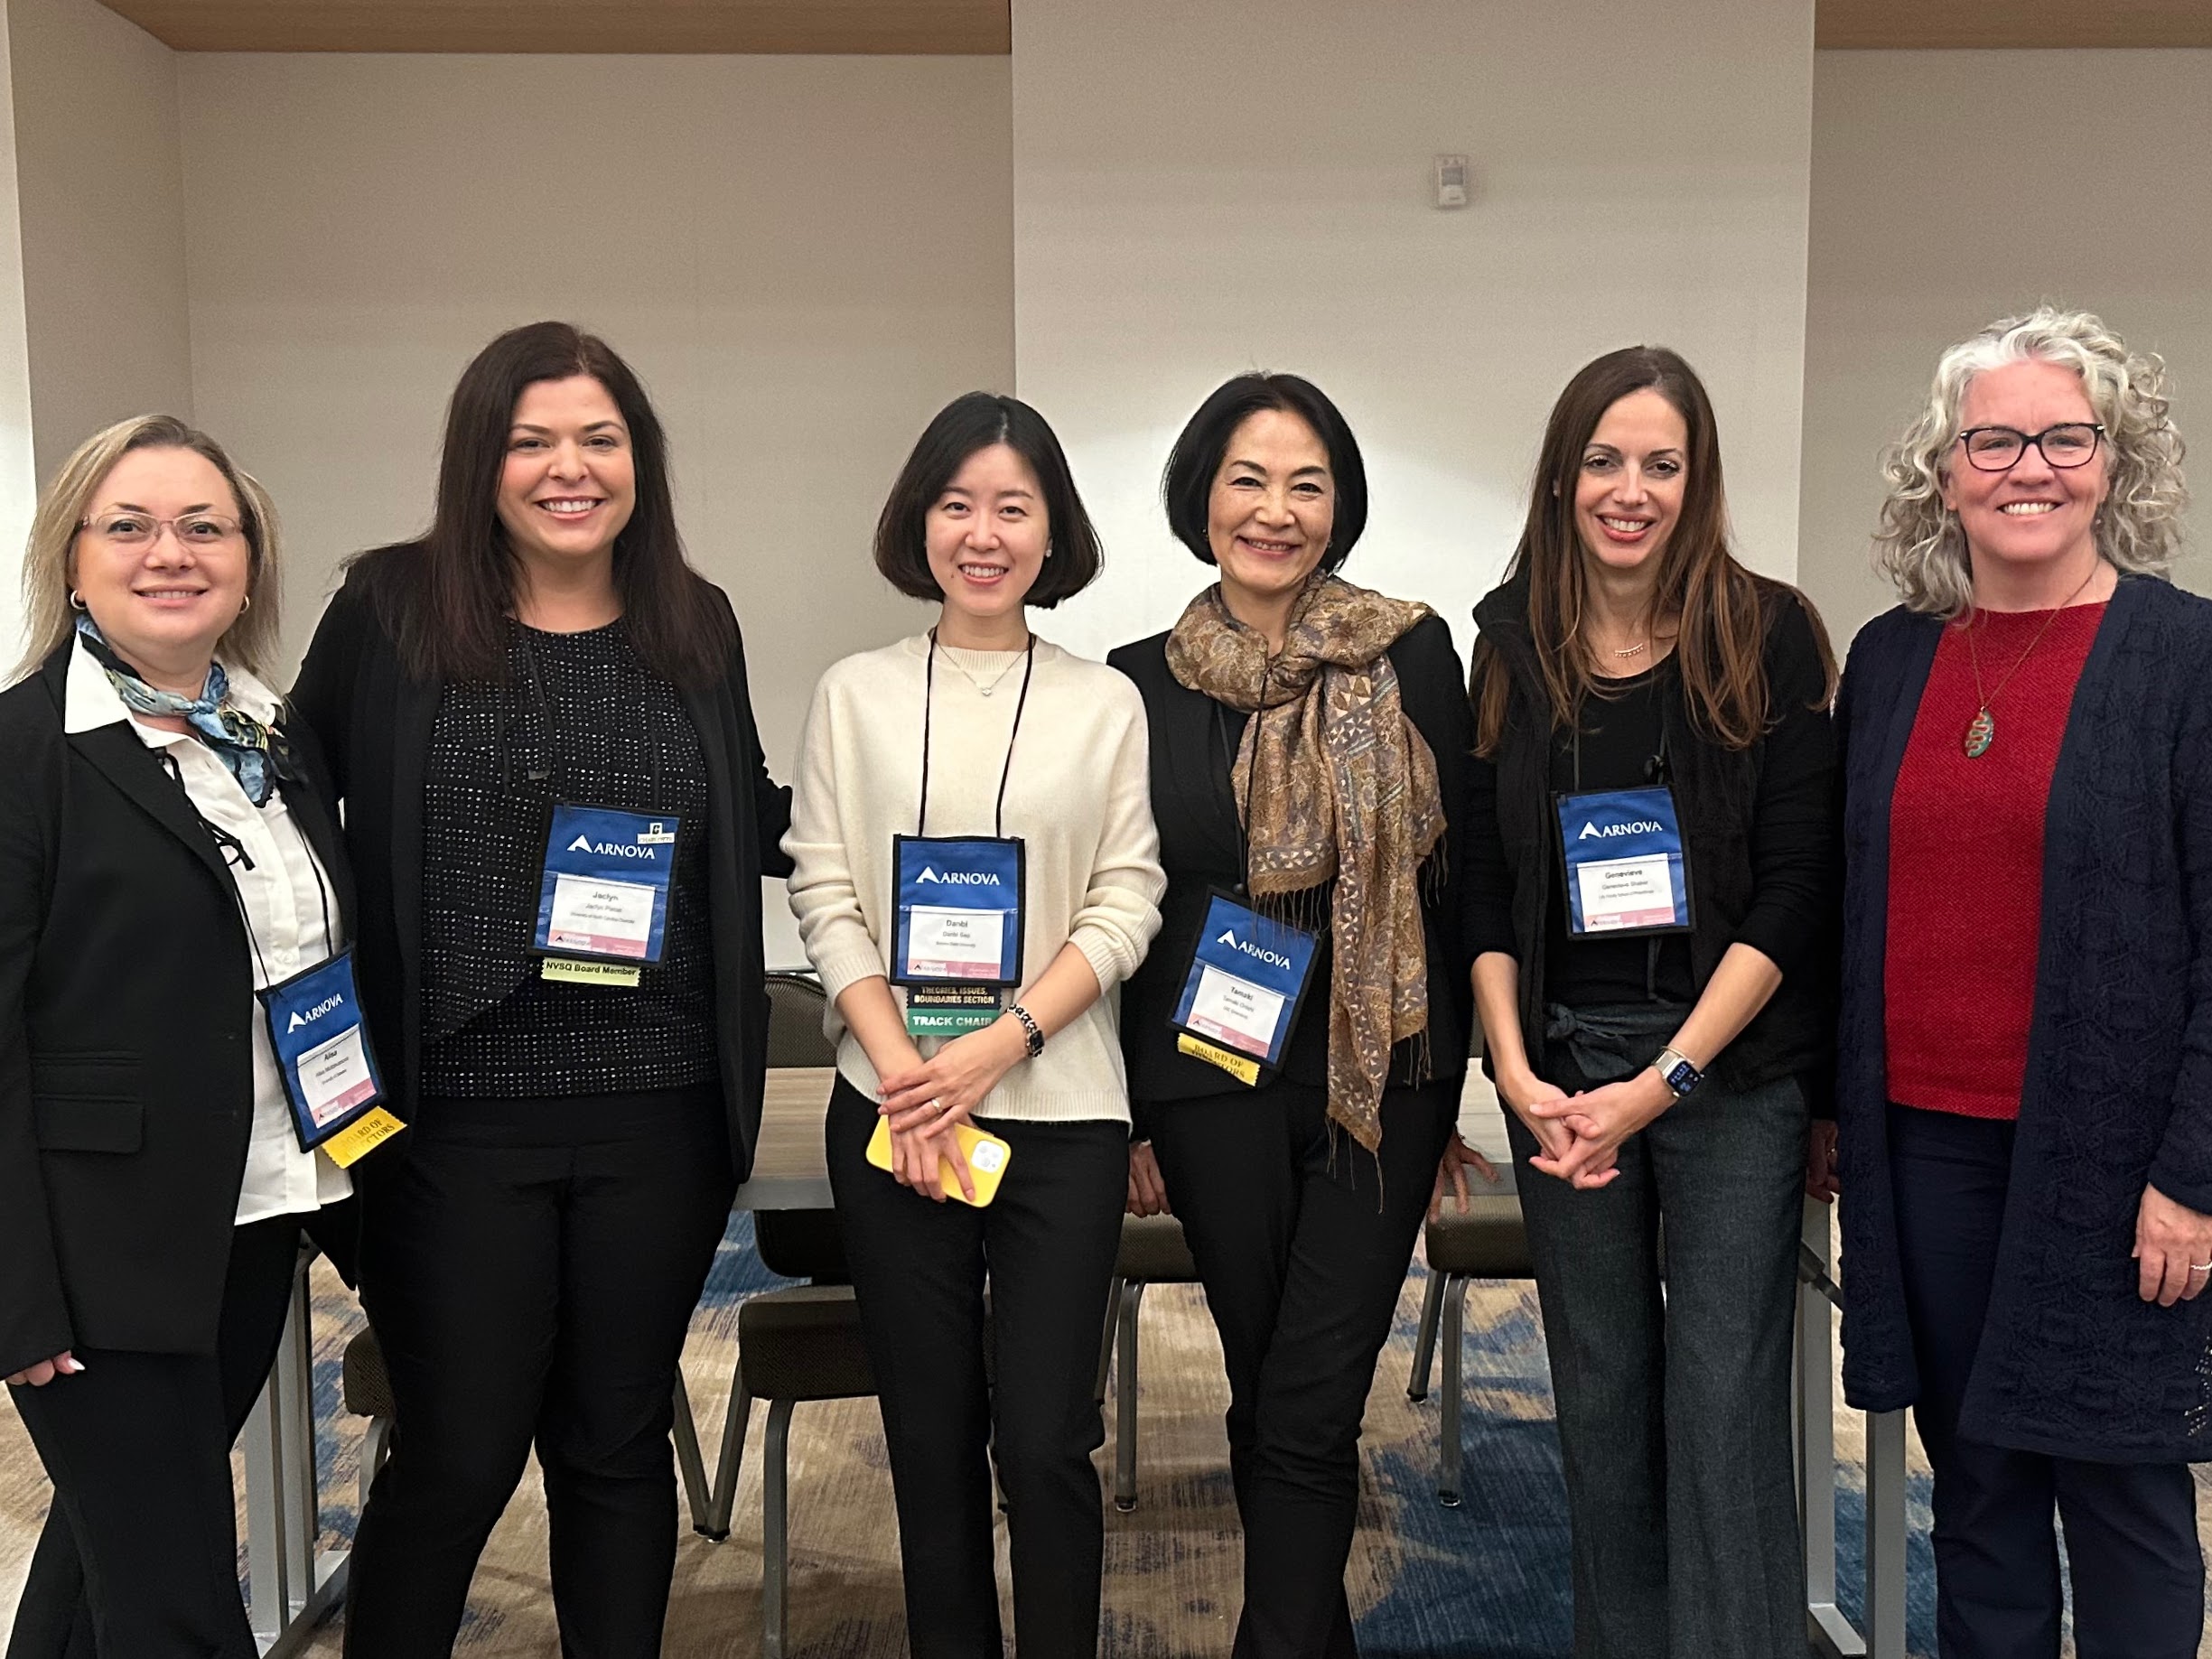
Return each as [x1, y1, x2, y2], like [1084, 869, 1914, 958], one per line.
[873, 392, 1103, 610]
[1162, 372, 1368, 572]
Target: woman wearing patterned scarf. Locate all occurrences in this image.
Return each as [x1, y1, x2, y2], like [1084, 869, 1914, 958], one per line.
[1109, 373, 1489, 1658]
[1462, 347, 1838, 1657]
[1, 415, 359, 1656]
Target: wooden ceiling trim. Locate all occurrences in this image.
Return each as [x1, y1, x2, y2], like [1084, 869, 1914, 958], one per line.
[1818, 0, 2212, 49]
[95, 1, 1013, 54]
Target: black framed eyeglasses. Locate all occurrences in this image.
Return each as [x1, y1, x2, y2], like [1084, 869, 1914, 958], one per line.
[1955, 424, 2105, 472]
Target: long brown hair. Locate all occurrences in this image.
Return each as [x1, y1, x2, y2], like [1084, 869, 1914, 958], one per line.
[1472, 345, 1834, 754]
[356, 322, 732, 686]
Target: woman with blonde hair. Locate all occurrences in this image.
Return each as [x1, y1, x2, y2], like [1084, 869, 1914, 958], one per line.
[1836, 306, 2207, 1657]
[1, 416, 362, 1656]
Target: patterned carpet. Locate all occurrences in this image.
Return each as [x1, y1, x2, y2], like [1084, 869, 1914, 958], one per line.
[3, 1213, 2207, 1656]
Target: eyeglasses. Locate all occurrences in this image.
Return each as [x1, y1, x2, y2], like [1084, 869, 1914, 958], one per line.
[1955, 424, 2105, 472]
[76, 509, 247, 548]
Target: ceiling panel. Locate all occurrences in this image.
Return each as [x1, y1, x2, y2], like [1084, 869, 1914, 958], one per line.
[95, 1, 1012, 54]
[1818, 0, 2212, 49]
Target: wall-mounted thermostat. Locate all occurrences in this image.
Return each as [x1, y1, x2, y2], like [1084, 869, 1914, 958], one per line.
[1434, 154, 1470, 210]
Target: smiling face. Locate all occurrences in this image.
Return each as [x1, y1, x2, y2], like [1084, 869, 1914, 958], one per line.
[496, 375, 637, 573]
[1572, 387, 1689, 577]
[1940, 358, 2108, 592]
[1207, 407, 1334, 608]
[924, 443, 1049, 632]
[70, 445, 252, 689]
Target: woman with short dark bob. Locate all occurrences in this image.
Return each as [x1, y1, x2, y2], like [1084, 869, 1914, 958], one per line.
[1837, 307, 2209, 1657]
[1462, 346, 1837, 1656]
[1111, 373, 1483, 1657]
[291, 322, 791, 1654]
[784, 392, 1163, 1655]
[2, 417, 360, 1656]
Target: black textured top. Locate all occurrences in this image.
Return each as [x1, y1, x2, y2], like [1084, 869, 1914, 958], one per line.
[1540, 665, 1698, 1008]
[419, 620, 715, 1096]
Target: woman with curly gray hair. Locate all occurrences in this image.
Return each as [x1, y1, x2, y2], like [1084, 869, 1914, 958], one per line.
[1833, 306, 2208, 1658]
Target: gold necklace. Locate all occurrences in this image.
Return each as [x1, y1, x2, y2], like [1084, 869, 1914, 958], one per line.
[1960, 566, 2099, 759]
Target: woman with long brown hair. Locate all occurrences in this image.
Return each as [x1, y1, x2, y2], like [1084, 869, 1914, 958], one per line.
[1462, 346, 1837, 1655]
[291, 321, 790, 1653]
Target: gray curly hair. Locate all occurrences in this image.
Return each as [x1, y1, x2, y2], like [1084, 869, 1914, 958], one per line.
[1872, 306, 2188, 617]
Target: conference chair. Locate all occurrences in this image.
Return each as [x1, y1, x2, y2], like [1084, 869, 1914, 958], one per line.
[1405, 1194, 1535, 1506]
[1094, 1212, 1202, 1512]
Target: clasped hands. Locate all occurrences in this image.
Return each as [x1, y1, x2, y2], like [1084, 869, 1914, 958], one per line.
[873, 1016, 1029, 1203]
[1500, 1065, 1675, 1189]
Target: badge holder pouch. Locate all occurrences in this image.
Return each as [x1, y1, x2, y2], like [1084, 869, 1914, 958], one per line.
[1168, 887, 1321, 1087]
[260, 948, 404, 1168]
[1550, 783, 1694, 940]
[532, 802, 683, 988]
[891, 833, 1027, 1036]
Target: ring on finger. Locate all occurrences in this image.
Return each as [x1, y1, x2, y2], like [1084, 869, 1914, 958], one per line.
[2191, 1261, 2212, 1274]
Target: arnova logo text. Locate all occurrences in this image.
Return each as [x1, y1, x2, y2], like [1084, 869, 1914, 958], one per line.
[1578, 819, 1665, 841]
[285, 993, 345, 1033]
[1216, 928, 1293, 968]
[918, 867, 1002, 886]
[568, 834, 658, 859]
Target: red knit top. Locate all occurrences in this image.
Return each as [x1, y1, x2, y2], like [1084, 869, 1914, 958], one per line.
[1885, 603, 2105, 1119]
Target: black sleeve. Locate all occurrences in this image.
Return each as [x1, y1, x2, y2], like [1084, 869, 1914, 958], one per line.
[1731, 592, 1838, 979]
[721, 598, 792, 880]
[288, 575, 369, 806]
[1459, 642, 1519, 962]
[1394, 617, 1478, 976]
[0, 705, 75, 1375]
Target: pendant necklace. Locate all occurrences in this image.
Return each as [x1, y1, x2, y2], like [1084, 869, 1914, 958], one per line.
[1960, 566, 2098, 759]
[1611, 640, 1648, 660]
[935, 635, 1031, 698]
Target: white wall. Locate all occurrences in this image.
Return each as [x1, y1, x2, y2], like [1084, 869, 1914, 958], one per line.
[1799, 50, 2212, 642]
[1010, 0, 1820, 666]
[177, 52, 1014, 965]
[0, 6, 37, 667]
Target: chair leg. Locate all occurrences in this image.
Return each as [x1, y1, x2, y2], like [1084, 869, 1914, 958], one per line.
[1408, 1266, 1445, 1401]
[764, 1397, 796, 1659]
[705, 1376, 752, 1541]
[1114, 1280, 1146, 1513]
[1438, 1273, 1466, 1507]
[1094, 1277, 1124, 1406]
[672, 1371, 713, 1534]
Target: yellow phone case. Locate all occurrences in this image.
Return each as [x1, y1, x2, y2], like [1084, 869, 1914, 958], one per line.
[865, 1115, 1012, 1207]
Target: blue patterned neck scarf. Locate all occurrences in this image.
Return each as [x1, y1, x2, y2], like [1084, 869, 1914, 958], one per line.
[75, 614, 275, 806]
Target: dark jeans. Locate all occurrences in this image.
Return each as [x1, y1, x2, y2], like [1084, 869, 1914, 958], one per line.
[1508, 1007, 1807, 1659]
[1146, 1074, 1459, 1659]
[826, 1076, 1129, 1659]
[7, 1202, 357, 1659]
[1889, 1104, 2205, 1659]
[341, 1086, 735, 1659]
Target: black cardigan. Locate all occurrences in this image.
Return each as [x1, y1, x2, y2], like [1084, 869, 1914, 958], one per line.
[1108, 613, 1476, 1106]
[1461, 567, 1838, 1104]
[290, 548, 793, 1177]
[1836, 578, 2212, 1462]
[0, 646, 356, 1376]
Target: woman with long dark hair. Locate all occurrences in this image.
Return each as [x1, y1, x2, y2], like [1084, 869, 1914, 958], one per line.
[1462, 347, 1837, 1655]
[291, 321, 790, 1654]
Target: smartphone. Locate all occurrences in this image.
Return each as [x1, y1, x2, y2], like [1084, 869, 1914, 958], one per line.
[865, 1114, 1012, 1207]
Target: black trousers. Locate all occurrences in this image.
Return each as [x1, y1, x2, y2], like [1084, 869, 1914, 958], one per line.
[1890, 1104, 2206, 1659]
[341, 1086, 735, 1659]
[826, 1076, 1129, 1659]
[1145, 1075, 1457, 1659]
[6, 1202, 357, 1659]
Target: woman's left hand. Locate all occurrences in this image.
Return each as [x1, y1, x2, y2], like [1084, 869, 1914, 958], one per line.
[1526, 1069, 1675, 1188]
[876, 1017, 1029, 1134]
[1429, 1131, 1501, 1220]
[2133, 1183, 2212, 1307]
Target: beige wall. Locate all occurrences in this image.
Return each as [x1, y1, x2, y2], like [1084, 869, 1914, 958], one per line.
[1799, 49, 2212, 645]
[177, 51, 1013, 965]
[0, 7, 35, 665]
[1010, 0, 1819, 666]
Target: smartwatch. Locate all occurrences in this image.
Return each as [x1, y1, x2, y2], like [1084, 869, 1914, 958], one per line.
[1652, 1046, 1705, 1098]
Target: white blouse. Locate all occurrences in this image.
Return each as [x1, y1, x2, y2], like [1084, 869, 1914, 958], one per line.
[63, 638, 352, 1225]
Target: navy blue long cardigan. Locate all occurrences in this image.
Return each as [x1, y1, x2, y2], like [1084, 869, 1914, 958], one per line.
[1836, 574, 2212, 1464]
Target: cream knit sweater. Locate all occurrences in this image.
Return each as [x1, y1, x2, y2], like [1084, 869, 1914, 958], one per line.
[784, 633, 1165, 1123]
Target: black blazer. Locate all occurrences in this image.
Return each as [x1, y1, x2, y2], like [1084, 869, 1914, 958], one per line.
[1108, 613, 1477, 1106]
[0, 645, 356, 1377]
[289, 548, 794, 1177]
